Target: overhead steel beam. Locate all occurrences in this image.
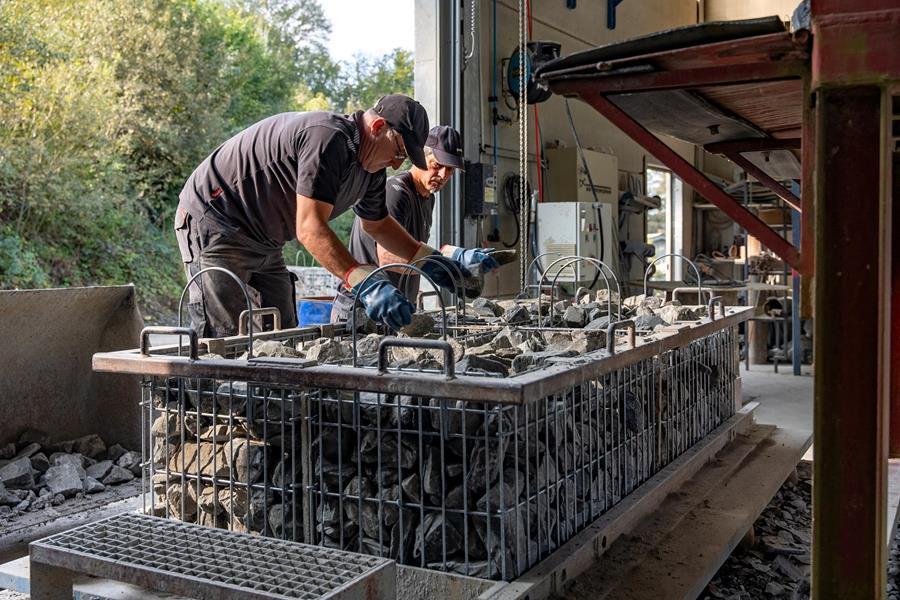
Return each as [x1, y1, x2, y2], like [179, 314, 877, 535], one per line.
[812, 84, 891, 600]
[550, 61, 804, 94]
[554, 87, 802, 271]
[722, 151, 803, 212]
[704, 138, 801, 153]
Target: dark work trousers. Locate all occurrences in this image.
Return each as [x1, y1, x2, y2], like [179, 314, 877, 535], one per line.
[174, 205, 298, 338]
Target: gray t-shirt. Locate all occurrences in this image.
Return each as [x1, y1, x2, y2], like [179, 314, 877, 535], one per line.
[177, 111, 387, 247]
[345, 171, 435, 301]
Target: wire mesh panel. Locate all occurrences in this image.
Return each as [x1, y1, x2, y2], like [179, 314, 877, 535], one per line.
[130, 314, 744, 582]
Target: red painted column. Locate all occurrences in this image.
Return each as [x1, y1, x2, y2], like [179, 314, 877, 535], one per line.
[891, 142, 900, 457]
[812, 86, 891, 599]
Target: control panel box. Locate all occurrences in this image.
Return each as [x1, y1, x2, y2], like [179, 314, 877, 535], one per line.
[536, 201, 617, 284]
[463, 162, 497, 217]
[544, 148, 618, 205]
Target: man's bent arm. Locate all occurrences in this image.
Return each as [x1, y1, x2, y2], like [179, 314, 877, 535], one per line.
[362, 216, 422, 261]
[296, 195, 360, 279]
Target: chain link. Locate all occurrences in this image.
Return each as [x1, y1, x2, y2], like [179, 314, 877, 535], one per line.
[518, 0, 528, 292]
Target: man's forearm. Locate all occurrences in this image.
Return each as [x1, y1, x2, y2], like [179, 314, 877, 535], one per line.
[298, 223, 358, 279]
[363, 216, 422, 260]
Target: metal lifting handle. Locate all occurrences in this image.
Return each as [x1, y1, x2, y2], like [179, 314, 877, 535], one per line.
[542, 256, 623, 329]
[708, 295, 725, 321]
[376, 336, 456, 379]
[399, 254, 466, 326]
[238, 307, 282, 335]
[535, 254, 581, 321]
[350, 263, 447, 367]
[524, 251, 566, 298]
[140, 326, 198, 360]
[672, 286, 712, 304]
[643, 253, 703, 302]
[606, 319, 636, 355]
[177, 266, 255, 359]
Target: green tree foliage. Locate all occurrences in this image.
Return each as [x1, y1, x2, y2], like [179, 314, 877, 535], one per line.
[0, 0, 415, 318]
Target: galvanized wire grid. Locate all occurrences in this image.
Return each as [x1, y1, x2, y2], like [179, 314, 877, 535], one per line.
[37, 513, 388, 599]
[141, 325, 739, 582]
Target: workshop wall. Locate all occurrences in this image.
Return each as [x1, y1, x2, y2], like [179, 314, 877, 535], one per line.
[702, 0, 797, 23]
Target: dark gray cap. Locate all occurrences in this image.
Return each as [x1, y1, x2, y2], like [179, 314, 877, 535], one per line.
[425, 125, 464, 170]
[373, 95, 429, 169]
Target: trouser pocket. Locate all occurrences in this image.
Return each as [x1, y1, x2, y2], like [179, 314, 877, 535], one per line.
[174, 207, 194, 263]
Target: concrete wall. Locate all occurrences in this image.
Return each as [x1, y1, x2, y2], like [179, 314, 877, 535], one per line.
[703, 0, 797, 23]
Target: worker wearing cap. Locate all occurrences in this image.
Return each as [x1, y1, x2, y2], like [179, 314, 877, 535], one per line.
[174, 95, 466, 337]
[331, 125, 501, 323]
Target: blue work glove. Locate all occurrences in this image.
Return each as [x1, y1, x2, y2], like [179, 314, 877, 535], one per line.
[408, 243, 470, 293]
[441, 245, 501, 274]
[345, 266, 414, 330]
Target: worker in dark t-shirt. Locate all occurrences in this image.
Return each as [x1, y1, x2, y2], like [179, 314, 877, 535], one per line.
[174, 95, 466, 336]
[331, 126, 501, 322]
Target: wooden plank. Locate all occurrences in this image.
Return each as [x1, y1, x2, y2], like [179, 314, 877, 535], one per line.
[561, 426, 812, 599]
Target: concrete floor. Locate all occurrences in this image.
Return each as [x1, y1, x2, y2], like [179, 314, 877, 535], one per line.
[740, 363, 813, 434]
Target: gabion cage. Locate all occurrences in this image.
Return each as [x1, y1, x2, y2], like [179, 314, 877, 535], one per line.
[94, 307, 747, 582]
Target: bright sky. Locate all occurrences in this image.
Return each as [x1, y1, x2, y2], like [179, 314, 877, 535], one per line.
[319, 0, 415, 63]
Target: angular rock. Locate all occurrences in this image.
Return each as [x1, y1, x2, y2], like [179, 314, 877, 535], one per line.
[0, 457, 35, 489]
[14, 443, 42, 460]
[106, 443, 127, 462]
[251, 339, 300, 358]
[83, 476, 105, 494]
[72, 434, 106, 459]
[563, 305, 587, 328]
[472, 297, 504, 318]
[117, 451, 142, 475]
[584, 315, 612, 331]
[657, 303, 701, 324]
[0, 443, 15, 460]
[502, 304, 530, 325]
[399, 313, 435, 337]
[103, 465, 135, 485]
[512, 349, 578, 373]
[44, 464, 84, 497]
[305, 338, 352, 363]
[50, 453, 87, 477]
[18, 428, 51, 448]
[86, 460, 114, 481]
[456, 355, 508, 377]
[634, 314, 666, 330]
[30, 453, 50, 474]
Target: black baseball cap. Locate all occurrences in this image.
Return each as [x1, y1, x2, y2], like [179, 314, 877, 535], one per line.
[373, 95, 429, 169]
[425, 125, 465, 170]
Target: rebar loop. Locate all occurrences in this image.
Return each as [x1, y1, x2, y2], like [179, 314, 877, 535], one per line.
[178, 266, 255, 359]
[642, 253, 702, 302]
[350, 263, 448, 367]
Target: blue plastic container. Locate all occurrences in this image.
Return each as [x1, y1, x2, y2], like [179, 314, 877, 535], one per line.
[296, 298, 333, 326]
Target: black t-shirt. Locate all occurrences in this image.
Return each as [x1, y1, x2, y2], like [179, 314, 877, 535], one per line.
[178, 111, 387, 247]
[347, 171, 435, 300]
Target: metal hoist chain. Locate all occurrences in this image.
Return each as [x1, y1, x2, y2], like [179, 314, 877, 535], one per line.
[463, 0, 476, 67]
[517, 0, 528, 291]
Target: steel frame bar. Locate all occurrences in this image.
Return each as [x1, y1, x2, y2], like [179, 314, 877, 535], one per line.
[549, 61, 804, 94]
[704, 138, 801, 154]
[812, 85, 891, 599]
[722, 151, 802, 212]
[891, 137, 900, 458]
[552, 88, 802, 270]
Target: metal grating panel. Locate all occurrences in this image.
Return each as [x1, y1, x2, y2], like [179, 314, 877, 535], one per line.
[33, 513, 391, 599]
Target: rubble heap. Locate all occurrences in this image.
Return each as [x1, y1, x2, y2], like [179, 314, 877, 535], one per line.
[0, 429, 140, 520]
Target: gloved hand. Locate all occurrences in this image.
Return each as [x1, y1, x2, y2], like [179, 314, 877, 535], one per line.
[441, 245, 501, 274]
[345, 265, 414, 330]
[408, 243, 470, 293]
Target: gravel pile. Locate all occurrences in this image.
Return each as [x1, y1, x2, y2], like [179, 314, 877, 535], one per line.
[702, 461, 900, 599]
[0, 428, 140, 523]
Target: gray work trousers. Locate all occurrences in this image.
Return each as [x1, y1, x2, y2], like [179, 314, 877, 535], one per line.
[174, 204, 298, 338]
